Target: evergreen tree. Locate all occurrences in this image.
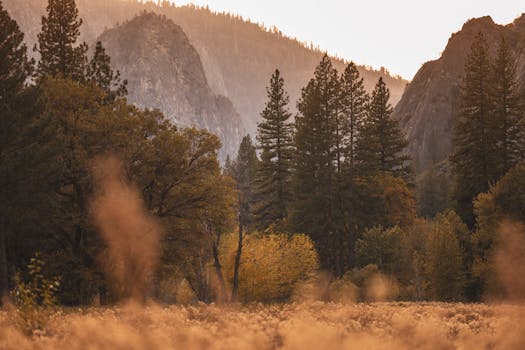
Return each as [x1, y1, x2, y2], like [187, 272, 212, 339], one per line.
[253, 69, 294, 229]
[292, 55, 344, 274]
[340, 62, 368, 177]
[0, 1, 33, 303]
[225, 135, 258, 301]
[86, 41, 128, 102]
[451, 32, 497, 225]
[356, 77, 410, 180]
[0, 3, 32, 104]
[36, 0, 87, 81]
[491, 36, 525, 177]
[339, 62, 369, 265]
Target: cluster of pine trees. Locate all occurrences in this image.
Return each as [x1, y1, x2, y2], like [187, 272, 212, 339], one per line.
[226, 31, 525, 302]
[226, 57, 412, 278]
[452, 33, 525, 226]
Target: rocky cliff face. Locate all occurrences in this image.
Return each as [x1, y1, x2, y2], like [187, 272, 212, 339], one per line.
[393, 15, 525, 172]
[3, 0, 408, 139]
[98, 13, 244, 160]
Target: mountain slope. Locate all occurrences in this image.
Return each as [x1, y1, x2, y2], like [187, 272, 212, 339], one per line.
[99, 13, 244, 160]
[393, 15, 525, 172]
[3, 0, 408, 136]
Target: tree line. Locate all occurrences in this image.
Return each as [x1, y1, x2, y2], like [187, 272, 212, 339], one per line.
[225, 31, 525, 301]
[1, 0, 524, 305]
[0, 0, 239, 304]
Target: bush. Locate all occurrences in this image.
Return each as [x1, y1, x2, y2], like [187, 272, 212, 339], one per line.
[10, 253, 60, 334]
[221, 232, 318, 302]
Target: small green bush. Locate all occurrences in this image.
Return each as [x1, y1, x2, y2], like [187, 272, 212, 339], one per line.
[10, 253, 60, 334]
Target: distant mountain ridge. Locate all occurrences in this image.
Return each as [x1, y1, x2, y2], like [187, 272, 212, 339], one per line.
[98, 12, 244, 160]
[3, 0, 408, 140]
[392, 14, 525, 172]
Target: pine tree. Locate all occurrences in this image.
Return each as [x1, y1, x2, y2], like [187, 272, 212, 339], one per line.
[226, 135, 258, 301]
[253, 69, 294, 229]
[86, 41, 128, 102]
[0, 3, 32, 104]
[292, 55, 344, 274]
[357, 77, 410, 180]
[339, 62, 369, 266]
[36, 0, 87, 81]
[451, 32, 497, 225]
[340, 62, 368, 177]
[0, 2, 33, 302]
[491, 36, 525, 177]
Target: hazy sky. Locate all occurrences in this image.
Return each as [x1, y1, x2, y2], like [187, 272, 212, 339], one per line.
[169, 0, 524, 80]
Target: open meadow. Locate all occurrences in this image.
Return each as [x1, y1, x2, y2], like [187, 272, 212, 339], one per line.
[1, 302, 524, 350]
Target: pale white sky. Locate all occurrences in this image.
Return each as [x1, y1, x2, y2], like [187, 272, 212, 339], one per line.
[169, 0, 524, 80]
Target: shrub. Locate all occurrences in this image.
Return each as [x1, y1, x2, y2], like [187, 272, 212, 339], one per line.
[221, 232, 318, 302]
[10, 253, 60, 334]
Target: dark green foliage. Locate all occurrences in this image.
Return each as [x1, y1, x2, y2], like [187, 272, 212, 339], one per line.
[254, 70, 294, 229]
[292, 55, 344, 274]
[0, 3, 32, 103]
[357, 77, 411, 180]
[86, 41, 128, 102]
[416, 164, 451, 219]
[226, 135, 258, 231]
[451, 33, 525, 228]
[340, 62, 368, 176]
[355, 226, 403, 275]
[425, 211, 466, 301]
[36, 0, 88, 81]
[490, 37, 525, 178]
[451, 32, 497, 225]
[339, 62, 369, 265]
[0, 2, 33, 302]
[292, 56, 412, 276]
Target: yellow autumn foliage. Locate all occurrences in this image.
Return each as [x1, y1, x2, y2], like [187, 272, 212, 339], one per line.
[221, 232, 318, 302]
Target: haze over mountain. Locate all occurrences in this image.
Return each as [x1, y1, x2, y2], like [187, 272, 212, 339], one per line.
[98, 13, 244, 160]
[2, 0, 407, 146]
[393, 14, 525, 173]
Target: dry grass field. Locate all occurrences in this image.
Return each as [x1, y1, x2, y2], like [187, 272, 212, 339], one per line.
[1, 302, 524, 350]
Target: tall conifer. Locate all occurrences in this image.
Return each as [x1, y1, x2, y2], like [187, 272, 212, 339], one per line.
[86, 41, 127, 102]
[292, 55, 344, 274]
[451, 32, 497, 225]
[357, 77, 410, 180]
[0, 1, 32, 303]
[491, 36, 525, 177]
[339, 62, 369, 266]
[253, 69, 294, 229]
[36, 0, 87, 81]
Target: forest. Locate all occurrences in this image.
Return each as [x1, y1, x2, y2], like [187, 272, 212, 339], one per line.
[1, 0, 525, 316]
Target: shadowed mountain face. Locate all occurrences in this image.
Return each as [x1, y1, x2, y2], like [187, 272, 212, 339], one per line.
[2, 0, 407, 139]
[393, 15, 525, 173]
[97, 13, 244, 160]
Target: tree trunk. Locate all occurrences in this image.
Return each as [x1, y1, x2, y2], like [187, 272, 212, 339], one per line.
[0, 216, 8, 305]
[212, 239, 227, 303]
[231, 223, 243, 302]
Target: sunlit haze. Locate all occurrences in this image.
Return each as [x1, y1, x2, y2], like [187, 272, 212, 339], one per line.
[168, 0, 524, 80]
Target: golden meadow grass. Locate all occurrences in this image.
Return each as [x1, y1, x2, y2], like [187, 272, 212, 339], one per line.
[1, 301, 524, 350]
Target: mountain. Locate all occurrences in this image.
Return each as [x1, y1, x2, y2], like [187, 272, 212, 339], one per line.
[393, 15, 525, 172]
[97, 12, 244, 159]
[2, 0, 408, 140]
